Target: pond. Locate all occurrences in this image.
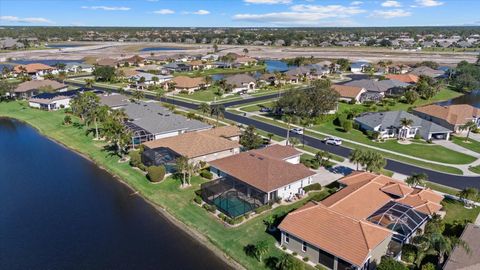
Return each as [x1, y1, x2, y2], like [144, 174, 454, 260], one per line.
[0, 118, 232, 270]
[264, 60, 295, 73]
[437, 89, 480, 108]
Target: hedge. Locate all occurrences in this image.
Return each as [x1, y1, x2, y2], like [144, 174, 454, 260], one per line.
[203, 203, 217, 213]
[303, 183, 322, 193]
[254, 204, 272, 214]
[146, 165, 166, 182]
[193, 196, 202, 205]
[200, 170, 213, 180]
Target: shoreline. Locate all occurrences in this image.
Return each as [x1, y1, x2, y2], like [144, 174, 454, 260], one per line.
[0, 116, 244, 270]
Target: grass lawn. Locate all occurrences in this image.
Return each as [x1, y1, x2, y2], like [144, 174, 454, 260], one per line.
[468, 164, 480, 174]
[175, 65, 266, 77]
[442, 198, 480, 224]
[0, 101, 324, 270]
[452, 136, 480, 154]
[248, 115, 463, 175]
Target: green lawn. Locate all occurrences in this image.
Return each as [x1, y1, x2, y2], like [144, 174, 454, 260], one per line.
[0, 101, 323, 270]
[442, 198, 480, 224]
[452, 136, 480, 154]
[175, 65, 266, 77]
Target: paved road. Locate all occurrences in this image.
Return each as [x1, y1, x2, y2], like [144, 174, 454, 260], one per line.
[66, 81, 480, 190]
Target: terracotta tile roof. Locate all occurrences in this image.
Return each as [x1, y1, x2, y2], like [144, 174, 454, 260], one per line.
[14, 79, 66, 93]
[171, 76, 205, 89]
[189, 60, 204, 66]
[414, 104, 480, 126]
[332, 84, 365, 99]
[202, 125, 241, 138]
[96, 58, 118, 67]
[385, 74, 419, 84]
[209, 146, 315, 192]
[235, 56, 257, 63]
[380, 183, 414, 197]
[121, 55, 145, 63]
[143, 127, 240, 158]
[279, 202, 392, 267]
[13, 63, 55, 74]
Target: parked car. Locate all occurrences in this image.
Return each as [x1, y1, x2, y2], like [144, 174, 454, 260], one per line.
[290, 128, 303, 135]
[259, 107, 272, 113]
[324, 137, 342, 146]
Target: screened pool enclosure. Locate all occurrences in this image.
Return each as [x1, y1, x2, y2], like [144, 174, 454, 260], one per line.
[201, 177, 267, 218]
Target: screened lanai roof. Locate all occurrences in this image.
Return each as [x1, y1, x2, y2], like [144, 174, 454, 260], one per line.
[367, 201, 429, 243]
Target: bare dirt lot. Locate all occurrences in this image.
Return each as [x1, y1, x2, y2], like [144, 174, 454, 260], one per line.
[0, 42, 477, 66]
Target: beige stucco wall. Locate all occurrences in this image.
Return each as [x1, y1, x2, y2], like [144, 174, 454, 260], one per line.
[191, 147, 240, 164]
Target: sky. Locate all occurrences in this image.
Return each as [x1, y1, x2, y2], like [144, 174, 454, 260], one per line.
[0, 0, 479, 27]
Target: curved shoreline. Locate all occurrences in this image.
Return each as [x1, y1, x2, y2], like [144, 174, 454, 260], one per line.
[1, 116, 244, 270]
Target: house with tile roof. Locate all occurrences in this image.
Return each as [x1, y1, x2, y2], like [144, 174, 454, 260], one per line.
[207, 145, 316, 207]
[413, 104, 480, 133]
[385, 74, 419, 84]
[13, 63, 58, 78]
[225, 74, 256, 94]
[332, 84, 367, 103]
[166, 76, 207, 93]
[279, 172, 444, 270]
[14, 79, 68, 99]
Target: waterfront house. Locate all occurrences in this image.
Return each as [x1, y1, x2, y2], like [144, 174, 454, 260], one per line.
[162, 62, 192, 73]
[350, 60, 371, 74]
[225, 74, 256, 93]
[14, 79, 68, 99]
[413, 104, 480, 133]
[64, 62, 94, 73]
[28, 87, 94, 111]
[142, 126, 241, 169]
[278, 172, 444, 270]
[355, 111, 452, 141]
[409, 66, 444, 78]
[13, 63, 58, 79]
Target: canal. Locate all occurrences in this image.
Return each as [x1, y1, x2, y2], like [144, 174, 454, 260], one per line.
[0, 118, 233, 270]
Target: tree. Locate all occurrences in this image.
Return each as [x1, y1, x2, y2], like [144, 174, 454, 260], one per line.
[282, 114, 294, 146]
[342, 119, 353, 133]
[377, 257, 407, 270]
[460, 121, 477, 142]
[288, 137, 300, 148]
[315, 150, 332, 167]
[349, 149, 364, 171]
[267, 133, 274, 143]
[363, 151, 386, 173]
[276, 254, 304, 270]
[404, 90, 419, 104]
[63, 115, 72, 125]
[213, 43, 218, 53]
[210, 104, 225, 126]
[92, 66, 116, 82]
[243, 48, 249, 55]
[405, 173, 428, 187]
[336, 58, 351, 71]
[400, 117, 414, 130]
[131, 90, 144, 102]
[0, 80, 16, 100]
[186, 160, 199, 186]
[245, 241, 269, 262]
[176, 156, 189, 187]
[85, 78, 95, 88]
[147, 166, 166, 182]
[413, 231, 470, 267]
[199, 102, 211, 115]
[240, 125, 263, 150]
[102, 113, 131, 159]
[458, 187, 479, 208]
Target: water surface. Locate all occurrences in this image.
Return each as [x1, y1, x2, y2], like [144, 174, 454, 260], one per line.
[0, 118, 232, 270]
[140, 47, 185, 52]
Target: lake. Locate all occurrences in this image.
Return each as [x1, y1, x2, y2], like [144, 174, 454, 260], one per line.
[47, 44, 85, 49]
[264, 60, 293, 73]
[0, 118, 232, 270]
[11, 59, 82, 66]
[437, 89, 480, 108]
[140, 47, 185, 52]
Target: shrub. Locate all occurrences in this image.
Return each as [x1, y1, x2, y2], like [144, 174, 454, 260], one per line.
[193, 196, 202, 205]
[203, 204, 217, 213]
[303, 257, 309, 262]
[200, 170, 213, 180]
[255, 204, 272, 214]
[414, 133, 422, 140]
[218, 213, 227, 221]
[421, 263, 436, 270]
[292, 252, 297, 256]
[146, 165, 166, 182]
[401, 244, 416, 264]
[342, 119, 353, 133]
[244, 212, 250, 219]
[303, 183, 322, 193]
[63, 115, 72, 125]
[129, 151, 142, 167]
[225, 215, 244, 225]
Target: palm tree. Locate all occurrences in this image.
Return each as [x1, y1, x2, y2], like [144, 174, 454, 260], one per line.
[460, 121, 477, 142]
[243, 48, 249, 55]
[413, 232, 470, 267]
[267, 133, 274, 143]
[276, 254, 301, 270]
[210, 104, 225, 126]
[186, 160, 199, 186]
[253, 241, 268, 262]
[458, 187, 479, 208]
[102, 114, 131, 159]
[282, 114, 293, 146]
[131, 90, 144, 102]
[349, 149, 364, 171]
[199, 102, 211, 115]
[85, 78, 95, 88]
[288, 137, 300, 148]
[405, 173, 428, 187]
[176, 156, 189, 187]
[399, 117, 414, 140]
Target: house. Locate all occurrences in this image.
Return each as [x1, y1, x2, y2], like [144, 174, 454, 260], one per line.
[0, 37, 25, 50]
[128, 72, 172, 89]
[443, 223, 480, 270]
[208, 145, 316, 206]
[95, 58, 118, 67]
[13, 63, 58, 78]
[121, 101, 211, 146]
[166, 76, 206, 93]
[162, 62, 192, 73]
[99, 93, 129, 109]
[64, 62, 94, 73]
[235, 56, 258, 66]
[279, 172, 444, 270]
[413, 104, 480, 133]
[201, 54, 219, 61]
[225, 74, 256, 93]
[119, 55, 146, 66]
[355, 111, 452, 141]
[384, 74, 419, 84]
[14, 79, 68, 99]
[409, 66, 444, 78]
[350, 60, 371, 73]
[343, 79, 410, 100]
[142, 126, 241, 169]
[28, 87, 94, 111]
[332, 85, 367, 103]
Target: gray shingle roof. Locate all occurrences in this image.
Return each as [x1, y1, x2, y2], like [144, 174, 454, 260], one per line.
[344, 79, 409, 93]
[123, 101, 211, 135]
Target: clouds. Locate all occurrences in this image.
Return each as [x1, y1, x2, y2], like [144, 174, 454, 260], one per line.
[244, 0, 291, 4]
[153, 9, 175, 15]
[350, 1, 363, 5]
[0, 15, 53, 24]
[191, 10, 211, 15]
[382, 1, 402, 7]
[233, 4, 366, 25]
[371, 9, 412, 19]
[81, 6, 131, 11]
[414, 0, 444, 7]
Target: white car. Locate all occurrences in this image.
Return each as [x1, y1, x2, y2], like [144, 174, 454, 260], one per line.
[324, 137, 342, 146]
[290, 128, 304, 135]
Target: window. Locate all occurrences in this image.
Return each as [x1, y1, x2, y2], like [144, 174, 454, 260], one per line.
[285, 233, 290, 243]
[302, 241, 307, 252]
